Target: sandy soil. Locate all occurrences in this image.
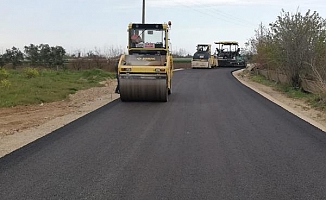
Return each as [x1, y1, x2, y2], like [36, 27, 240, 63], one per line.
[0, 69, 325, 158]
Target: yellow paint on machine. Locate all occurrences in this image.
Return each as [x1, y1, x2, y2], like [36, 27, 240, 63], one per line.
[120, 66, 167, 73]
[118, 22, 173, 102]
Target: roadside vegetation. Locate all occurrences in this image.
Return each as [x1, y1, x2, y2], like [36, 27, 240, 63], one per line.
[0, 68, 114, 107]
[244, 9, 326, 110]
[173, 57, 192, 63]
[0, 44, 118, 108]
[248, 72, 326, 110]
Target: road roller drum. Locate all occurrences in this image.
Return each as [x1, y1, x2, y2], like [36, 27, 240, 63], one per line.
[119, 74, 168, 102]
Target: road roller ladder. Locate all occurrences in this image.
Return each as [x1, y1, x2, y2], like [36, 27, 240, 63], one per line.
[118, 22, 173, 102]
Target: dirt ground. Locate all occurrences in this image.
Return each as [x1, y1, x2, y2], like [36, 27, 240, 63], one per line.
[1, 69, 326, 158]
[0, 79, 120, 157]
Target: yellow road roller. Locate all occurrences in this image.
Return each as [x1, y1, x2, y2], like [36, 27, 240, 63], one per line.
[191, 44, 217, 69]
[118, 22, 173, 102]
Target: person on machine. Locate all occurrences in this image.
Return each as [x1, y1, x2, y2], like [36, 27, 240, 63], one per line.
[131, 31, 142, 47]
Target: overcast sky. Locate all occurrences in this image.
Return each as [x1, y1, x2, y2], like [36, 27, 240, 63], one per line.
[1, 0, 325, 55]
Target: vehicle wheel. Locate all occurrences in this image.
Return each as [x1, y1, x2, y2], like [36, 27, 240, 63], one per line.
[163, 87, 168, 102]
[168, 81, 172, 95]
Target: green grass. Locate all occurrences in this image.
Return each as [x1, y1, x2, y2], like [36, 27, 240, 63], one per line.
[250, 74, 277, 87]
[249, 73, 326, 110]
[0, 68, 115, 107]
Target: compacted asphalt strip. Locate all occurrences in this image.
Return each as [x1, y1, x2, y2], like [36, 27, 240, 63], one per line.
[1, 68, 326, 199]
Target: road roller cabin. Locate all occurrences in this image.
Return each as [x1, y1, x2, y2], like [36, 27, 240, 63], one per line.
[118, 22, 173, 102]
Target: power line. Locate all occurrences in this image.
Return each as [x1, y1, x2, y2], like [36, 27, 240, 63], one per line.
[194, 3, 258, 26]
[175, 2, 244, 26]
[173, 1, 258, 27]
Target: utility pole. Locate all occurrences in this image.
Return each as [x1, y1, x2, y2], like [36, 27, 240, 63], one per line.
[142, 0, 145, 24]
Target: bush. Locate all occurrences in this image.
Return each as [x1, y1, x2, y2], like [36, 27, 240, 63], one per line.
[251, 10, 326, 88]
[0, 79, 11, 88]
[24, 67, 39, 78]
[0, 68, 9, 80]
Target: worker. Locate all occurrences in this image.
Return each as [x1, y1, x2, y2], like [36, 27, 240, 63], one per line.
[131, 32, 142, 44]
[114, 59, 120, 94]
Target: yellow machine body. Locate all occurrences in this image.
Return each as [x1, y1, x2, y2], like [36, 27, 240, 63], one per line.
[191, 44, 217, 69]
[118, 23, 173, 102]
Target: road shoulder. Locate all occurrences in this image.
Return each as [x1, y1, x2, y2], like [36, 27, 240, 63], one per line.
[233, 69, 326, 132]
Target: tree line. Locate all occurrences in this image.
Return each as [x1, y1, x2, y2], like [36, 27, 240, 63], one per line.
[246, 9, 326, 89]
[0, 44, 66, 69]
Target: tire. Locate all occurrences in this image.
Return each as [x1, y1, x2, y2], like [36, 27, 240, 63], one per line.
[168, 80, 172, 95]
[163, 87, 168, 102]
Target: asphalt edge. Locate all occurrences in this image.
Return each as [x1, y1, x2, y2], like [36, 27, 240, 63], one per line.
[233, 69, 326, 133]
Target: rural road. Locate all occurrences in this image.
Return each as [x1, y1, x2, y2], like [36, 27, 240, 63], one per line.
[1, 68, 326, 199]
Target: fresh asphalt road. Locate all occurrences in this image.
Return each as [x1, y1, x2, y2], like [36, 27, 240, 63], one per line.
[1, 68, 326, 199]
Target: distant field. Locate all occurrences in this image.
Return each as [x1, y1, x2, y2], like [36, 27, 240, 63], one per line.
[173, 57, 192, 63]
[173, 57, 191, 69]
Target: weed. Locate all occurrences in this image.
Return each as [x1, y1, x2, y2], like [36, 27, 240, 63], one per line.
[24, 67, 39, 79]
[0, 79, 11, 88]
[0, 68, 9, 80]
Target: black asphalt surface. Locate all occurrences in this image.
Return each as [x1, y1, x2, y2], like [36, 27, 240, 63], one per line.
[1, 68, 326, 199]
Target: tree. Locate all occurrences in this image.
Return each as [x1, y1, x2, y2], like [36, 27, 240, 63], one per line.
[253, 9, 326, 88]
[24, 44, 39, 66]
[92, 47, 105, 69]
[0, 54, 6, 68]
[39, 44, 52, 66]
[269, 9, 324, 87]
[5, 47, 24, 69]
[50, 46, 66, 70]
[70, 49, 83, 70]
[172, 48, 188, 57]
[103, 45, 124, 58]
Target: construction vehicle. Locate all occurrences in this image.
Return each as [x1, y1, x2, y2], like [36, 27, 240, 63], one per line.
[214, 41, 246, 67]
[118, 22, 173, 102]
[191, 44, 217, 69]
